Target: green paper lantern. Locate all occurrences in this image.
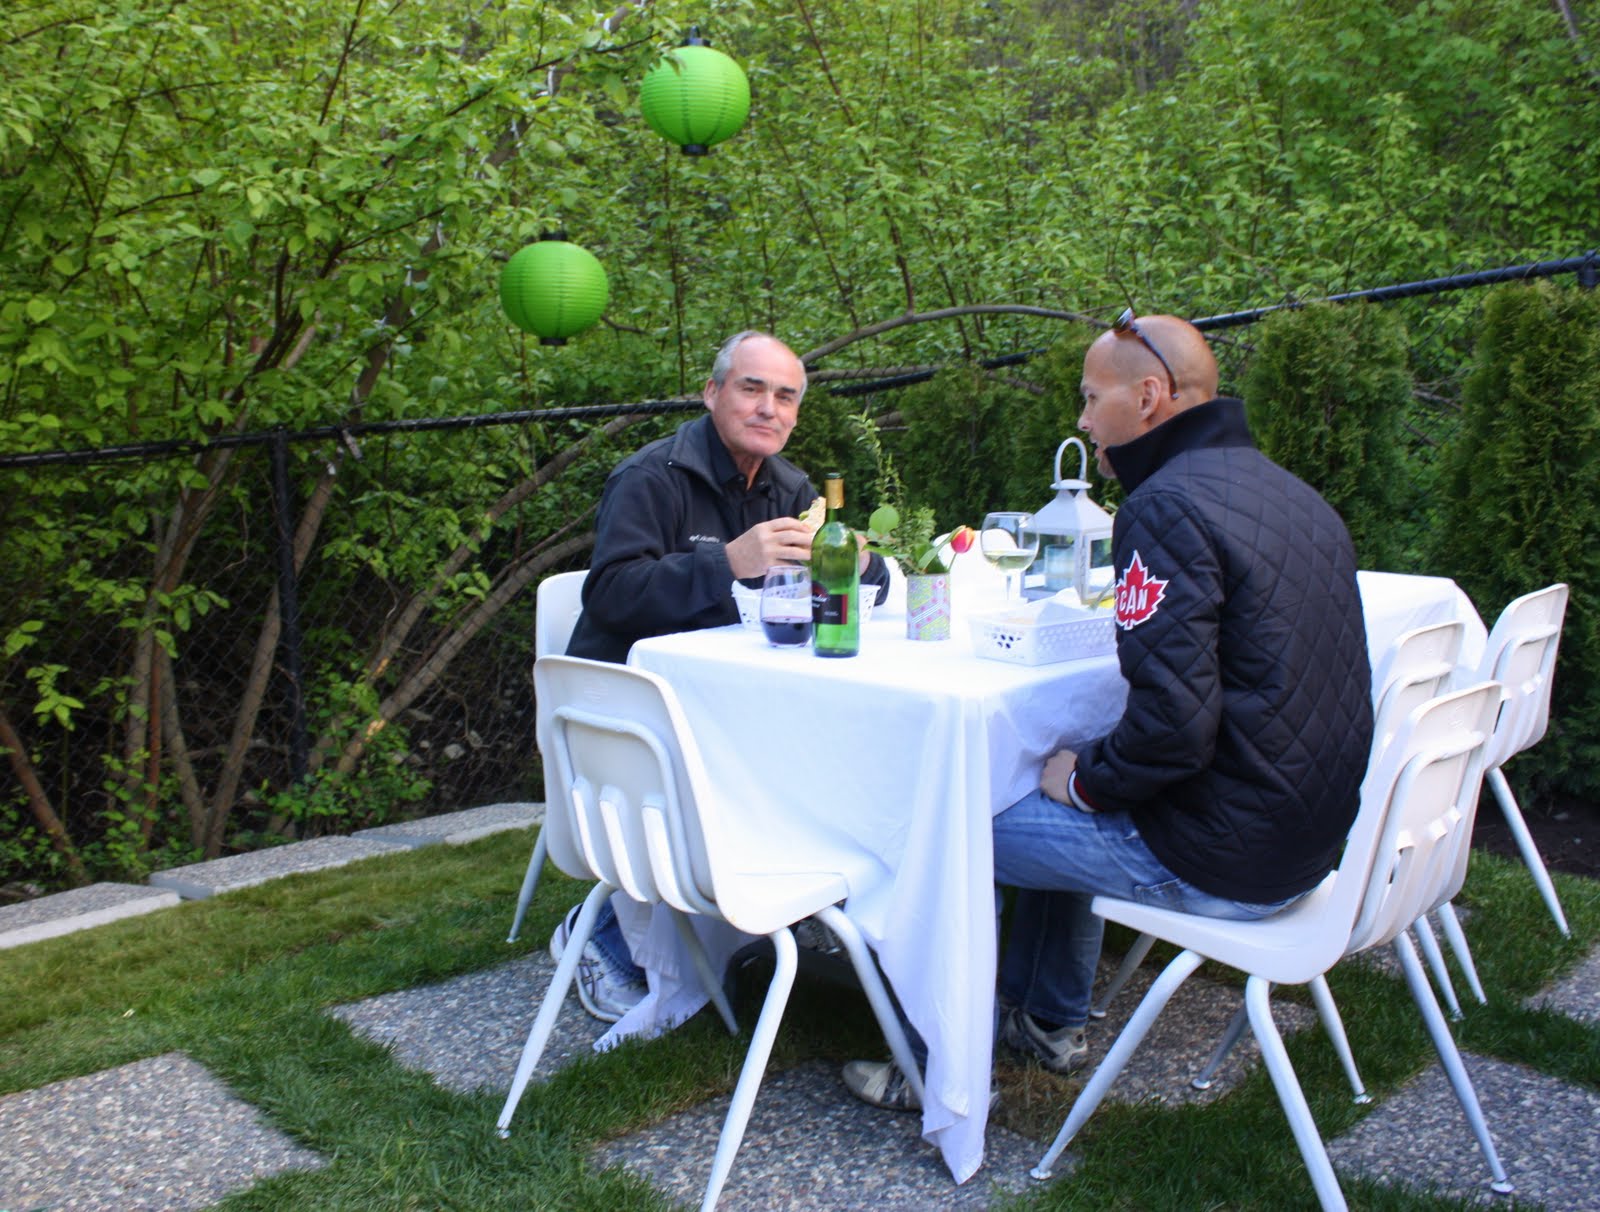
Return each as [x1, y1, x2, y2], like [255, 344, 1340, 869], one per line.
[639, 30, 750, 156]
[498, 235, 609, 346]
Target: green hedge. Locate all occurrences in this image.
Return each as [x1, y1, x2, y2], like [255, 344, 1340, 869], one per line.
[1242, 302, 1410, 569]
[1430, 282, 1600, 801]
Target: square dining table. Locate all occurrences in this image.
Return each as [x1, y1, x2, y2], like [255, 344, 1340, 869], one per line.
[602, 568, 1486, 1184]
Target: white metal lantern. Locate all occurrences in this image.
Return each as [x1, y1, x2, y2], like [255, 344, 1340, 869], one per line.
[1029, 438, 1115, 603]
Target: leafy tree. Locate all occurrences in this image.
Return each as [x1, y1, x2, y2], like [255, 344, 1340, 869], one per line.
[3, 0, 1598, 888]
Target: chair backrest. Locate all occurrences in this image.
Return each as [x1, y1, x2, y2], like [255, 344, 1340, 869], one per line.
[1342, 680, 1503, 957]
[1370, 620, 1466, 749]
[1475, 583, 1567, 770]
[533, 654, 722, 921]
[535, 570, 588, 659]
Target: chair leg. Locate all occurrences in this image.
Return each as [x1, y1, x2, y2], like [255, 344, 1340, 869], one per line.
[1487, 766, 1570, 936]
[1243, 976, 1348, 1212]
[506, 828, 550, 943]
[1308, 974, 1370, 1103]
[699, 926, 800, 1212]
[1392, 932, 1515, 1195]
[497, 880, 613, 1135]
[1032, 949, 1204, 1181]
[1435, 902, 1487, 1005]
[1191, 976, 1368, 1103]
[816, 905, 925, 1108]
[1190, 1001, 1248, 1091]
[1413, 915, 1463, 1020]
[671, 908, 740, 1036]
[1090, 931, 1156, 1019]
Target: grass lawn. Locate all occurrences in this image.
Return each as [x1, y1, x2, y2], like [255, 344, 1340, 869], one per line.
[2, 828, 1596, 1210]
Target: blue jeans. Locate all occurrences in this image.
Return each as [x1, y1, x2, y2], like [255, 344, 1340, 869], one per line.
[591, 896, 647, 982]
[993, 788, 1301, 1030]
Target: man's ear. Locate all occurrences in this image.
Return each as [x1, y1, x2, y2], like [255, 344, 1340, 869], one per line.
[1135, 375, 1164, 422]
[702, 379, 717, 410]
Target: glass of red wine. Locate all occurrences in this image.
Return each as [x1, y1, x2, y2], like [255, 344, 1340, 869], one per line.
[760, 565, 813, 648]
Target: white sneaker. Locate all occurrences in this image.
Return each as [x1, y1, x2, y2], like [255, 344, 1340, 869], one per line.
[842, 1060, 999, 1114]
[548, 905, 647, 1024]
[841, 1060, 922, 1112]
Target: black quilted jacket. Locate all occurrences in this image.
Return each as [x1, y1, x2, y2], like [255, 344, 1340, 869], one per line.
[1074, 398, 1374, 902]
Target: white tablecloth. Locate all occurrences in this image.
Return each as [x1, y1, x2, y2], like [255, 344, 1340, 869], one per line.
[610, 569, 1484, 1184]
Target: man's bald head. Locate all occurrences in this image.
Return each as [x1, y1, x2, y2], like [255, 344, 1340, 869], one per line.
[1078, 314, 1219, 479]
[1091, 314, 1218, 419]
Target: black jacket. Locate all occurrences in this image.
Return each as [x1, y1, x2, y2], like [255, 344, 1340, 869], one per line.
[566, 414, 887, 663]
[1074, 398, 1373, 902]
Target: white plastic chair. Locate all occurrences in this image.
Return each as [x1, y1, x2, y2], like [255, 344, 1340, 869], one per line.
[506, 570, 587, 943]
[497, 655, 924, 1211]
[1187, 620, 1489, 1099]
[1090, 619, 1472, 1022]
[1371, 622, 1482, 1017]
[1470, 583, 1570, 936]
[1031, 682, 1513, 1210]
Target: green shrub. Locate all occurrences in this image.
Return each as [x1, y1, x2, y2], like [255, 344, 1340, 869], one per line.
[1242, 302, 1410, 569]
[883, 365, 1014, 524]
[1430, 281, 1600, 801]
[1003, 329, 1107, 511]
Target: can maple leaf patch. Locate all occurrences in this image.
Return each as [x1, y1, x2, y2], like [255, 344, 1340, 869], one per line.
[1114, 551, 1169, 630]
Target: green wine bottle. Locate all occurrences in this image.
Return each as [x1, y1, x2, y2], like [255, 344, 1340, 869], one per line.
[811, 473, 860, 658]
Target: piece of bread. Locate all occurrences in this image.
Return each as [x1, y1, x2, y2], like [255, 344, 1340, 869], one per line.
[798, 495, 826, 533]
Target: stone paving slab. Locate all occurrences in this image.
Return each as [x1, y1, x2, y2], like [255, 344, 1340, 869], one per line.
[595, 1060, 1038, 1211]
[330, 951, 608, 1093]
[1327, 1051, 1600, 1209]
[354, 800, 542, 849]
[0, 1052, 324, 1212]
[148, 835, 409, 900]
[1526, 943, 1600, 1025]
[0, 882, 179, 951]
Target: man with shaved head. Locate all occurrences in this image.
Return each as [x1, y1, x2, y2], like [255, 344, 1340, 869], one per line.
[845, 312, 1373, 1111]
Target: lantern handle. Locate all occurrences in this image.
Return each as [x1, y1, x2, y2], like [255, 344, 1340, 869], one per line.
[1054, 437, 1089, 484]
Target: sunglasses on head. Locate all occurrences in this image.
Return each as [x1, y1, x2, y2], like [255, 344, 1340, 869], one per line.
[1113, 307, 1178, 399]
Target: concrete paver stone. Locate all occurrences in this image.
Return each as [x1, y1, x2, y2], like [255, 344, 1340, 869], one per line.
[0, 1052, 324, 1212]
[0, 882, 179, 951]
[354, 800, 542, 849]
[147, 835, 409, 900]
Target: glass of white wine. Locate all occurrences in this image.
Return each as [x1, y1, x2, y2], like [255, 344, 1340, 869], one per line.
[980, 511, 1039, 602]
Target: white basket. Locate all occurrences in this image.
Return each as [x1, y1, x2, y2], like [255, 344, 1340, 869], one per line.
[968, 607, 1116, 665]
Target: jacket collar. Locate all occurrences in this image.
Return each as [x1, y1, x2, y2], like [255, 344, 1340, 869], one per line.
[666, 413, 809, 497]
[1106, 397, 1255, 493]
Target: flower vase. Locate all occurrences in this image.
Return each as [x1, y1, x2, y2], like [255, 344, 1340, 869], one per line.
[905, 572, 952, 641]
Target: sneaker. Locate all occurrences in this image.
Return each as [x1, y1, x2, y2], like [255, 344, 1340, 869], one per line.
[843, 1059, 922, 1111]
[548, 905, 647, 1024]
[548, 905, 578, 962]
[999, 1006, 1089, 1074]
[842, 1060, 1000, 1115]
[794, 915, 845, 955]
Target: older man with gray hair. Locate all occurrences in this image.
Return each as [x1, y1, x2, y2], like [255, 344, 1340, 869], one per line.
[559, 330, 890, 1021]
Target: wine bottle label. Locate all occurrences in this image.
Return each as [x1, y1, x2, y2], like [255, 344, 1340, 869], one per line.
[812, 584, 852, 626]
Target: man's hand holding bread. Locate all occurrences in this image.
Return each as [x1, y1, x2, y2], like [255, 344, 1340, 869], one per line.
[725, 496, 870, 579]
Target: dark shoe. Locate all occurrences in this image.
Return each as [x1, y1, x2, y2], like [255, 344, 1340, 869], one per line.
[999, 1006, 1089, 1074]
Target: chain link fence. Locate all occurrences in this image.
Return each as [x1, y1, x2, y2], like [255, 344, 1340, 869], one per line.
[2, 254, 1594, 893]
